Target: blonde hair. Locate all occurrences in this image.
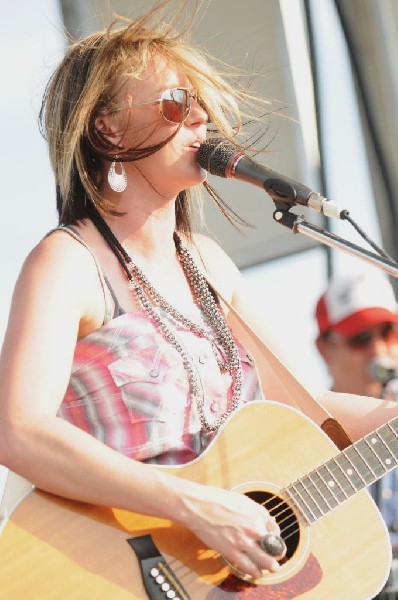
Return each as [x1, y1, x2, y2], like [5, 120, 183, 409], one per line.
[40, 0, 265, 234]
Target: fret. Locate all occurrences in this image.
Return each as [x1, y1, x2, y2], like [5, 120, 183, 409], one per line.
[354, 438, 385, 479]
[287, 481, 322, 523]
[387, 418, 398, 439]
[306, 472, 336, 511]
[381, 421, 398, 461]
[365, 431, 397, 475]
[364, 438, 387, 477]
[332, 455, 358, 495]
[344, 444, 378, 486]
[283, 417, 398, 525]
[317, 462, 348, 503]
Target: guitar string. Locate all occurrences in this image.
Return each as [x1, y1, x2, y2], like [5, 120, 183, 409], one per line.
[260, 463, 371, 543]
[257, 453, 364, 545]
[161, 554, 215, 594]
[158, 560, 205, 596]
[155, 448, 391, 584]
[259, 478, 345, 544]
[257, 429, 398, 547]
[158, 561, 191, 600]
[252, 418, 398, 547]
[158, 428, 398, 581]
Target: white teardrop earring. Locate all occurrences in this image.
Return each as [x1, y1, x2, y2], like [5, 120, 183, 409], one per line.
[108, 158, 127, 192]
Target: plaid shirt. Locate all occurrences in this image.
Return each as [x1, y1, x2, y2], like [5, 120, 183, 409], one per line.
[58, 306, 263, 465]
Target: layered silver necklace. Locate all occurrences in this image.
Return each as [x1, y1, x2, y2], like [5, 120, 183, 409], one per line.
[126, 234, 244, 433]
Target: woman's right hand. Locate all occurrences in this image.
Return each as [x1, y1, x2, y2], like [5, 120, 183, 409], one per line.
[177, 482, 285, 579]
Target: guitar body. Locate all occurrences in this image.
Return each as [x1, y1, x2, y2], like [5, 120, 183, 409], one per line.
[0, 401, 391, 599]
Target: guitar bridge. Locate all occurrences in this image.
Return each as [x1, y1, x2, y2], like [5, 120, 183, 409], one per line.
[127, 535, 191, 600]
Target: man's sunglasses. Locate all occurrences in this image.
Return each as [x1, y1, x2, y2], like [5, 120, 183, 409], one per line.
[344, 322, 398, 350]
[111, 87, 203, 124]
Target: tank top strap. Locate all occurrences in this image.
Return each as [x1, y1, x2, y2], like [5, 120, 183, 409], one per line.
[45, 225, 114, 325]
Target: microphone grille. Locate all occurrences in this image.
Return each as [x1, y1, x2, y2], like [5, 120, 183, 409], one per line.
[197, 138, 238, 177]
[369, 358, 398, 384]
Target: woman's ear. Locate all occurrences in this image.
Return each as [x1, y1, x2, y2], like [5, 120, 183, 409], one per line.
[316, 336, 332, 365]
[94, 114, 123, 147]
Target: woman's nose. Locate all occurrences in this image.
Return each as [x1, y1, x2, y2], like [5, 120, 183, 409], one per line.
[186, 97, 208, 126]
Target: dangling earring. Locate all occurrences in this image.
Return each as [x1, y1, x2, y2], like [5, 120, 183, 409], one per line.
[108, 158, 127, 192]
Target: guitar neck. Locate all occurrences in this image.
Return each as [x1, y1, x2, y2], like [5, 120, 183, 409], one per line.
[286, 416, 398, 523]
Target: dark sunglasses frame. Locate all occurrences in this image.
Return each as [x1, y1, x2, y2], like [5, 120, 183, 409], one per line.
[325, 322, 398, 350]
[111, 87, 200, 124]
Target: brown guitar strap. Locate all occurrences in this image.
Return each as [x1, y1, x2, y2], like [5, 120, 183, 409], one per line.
[211, 284, 352, 451]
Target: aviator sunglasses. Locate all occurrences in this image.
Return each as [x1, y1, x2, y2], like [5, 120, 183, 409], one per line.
[112, 87, 203, 124]
[341, 322, 398, 350]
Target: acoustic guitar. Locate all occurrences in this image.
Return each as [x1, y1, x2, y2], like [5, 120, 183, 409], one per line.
[0, 401, 394, 599]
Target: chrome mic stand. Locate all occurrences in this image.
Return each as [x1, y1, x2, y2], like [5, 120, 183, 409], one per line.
[272, 208, 398, 279]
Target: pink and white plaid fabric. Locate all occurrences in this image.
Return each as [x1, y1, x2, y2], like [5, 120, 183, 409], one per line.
[59, 307, 263, 464]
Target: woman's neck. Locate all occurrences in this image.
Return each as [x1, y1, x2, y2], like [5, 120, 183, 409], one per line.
[103, 200, 179, 260]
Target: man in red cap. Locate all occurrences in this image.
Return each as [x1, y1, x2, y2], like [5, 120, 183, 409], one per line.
[315, 271, 398, 599]
[315, 271, 398, 399]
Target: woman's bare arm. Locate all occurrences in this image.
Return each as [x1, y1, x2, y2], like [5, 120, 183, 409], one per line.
[0, 232, 281, 577]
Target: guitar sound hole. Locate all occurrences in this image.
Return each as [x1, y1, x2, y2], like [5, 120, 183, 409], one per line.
[245, 490, 299, 562]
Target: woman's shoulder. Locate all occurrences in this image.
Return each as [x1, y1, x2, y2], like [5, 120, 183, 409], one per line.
[17, 226, 102, 306]
[11, 224, 108, 338]
[26, 226, 95, 274]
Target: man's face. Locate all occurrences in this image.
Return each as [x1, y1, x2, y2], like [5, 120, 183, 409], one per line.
[316, 322, 398, 397]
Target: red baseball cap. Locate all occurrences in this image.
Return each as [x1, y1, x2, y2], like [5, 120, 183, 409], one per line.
[315, 273, 398, 337]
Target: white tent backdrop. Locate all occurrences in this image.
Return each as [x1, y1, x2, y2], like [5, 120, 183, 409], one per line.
[59, 0, 325, 268]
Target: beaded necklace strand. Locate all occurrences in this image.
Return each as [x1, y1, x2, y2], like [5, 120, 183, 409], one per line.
[88, 208, 243, 432]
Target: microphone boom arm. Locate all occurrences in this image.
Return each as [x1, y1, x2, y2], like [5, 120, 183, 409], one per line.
[273, 208, 398, 279]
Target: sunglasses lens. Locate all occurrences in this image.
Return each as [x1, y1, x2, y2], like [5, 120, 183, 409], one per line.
[382, 322, 398, 342]
[347, 331, 372, 349]
[161, 88, 190, 123]
[347, 323, 398, 349]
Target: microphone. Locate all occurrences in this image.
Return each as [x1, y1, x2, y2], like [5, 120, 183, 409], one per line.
[370, 358, 398, 402]
[370, 358, 398, 385]
[197, 138, 347, 219]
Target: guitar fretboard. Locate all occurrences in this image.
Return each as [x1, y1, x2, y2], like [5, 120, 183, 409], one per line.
[286, 416, 398, 523]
